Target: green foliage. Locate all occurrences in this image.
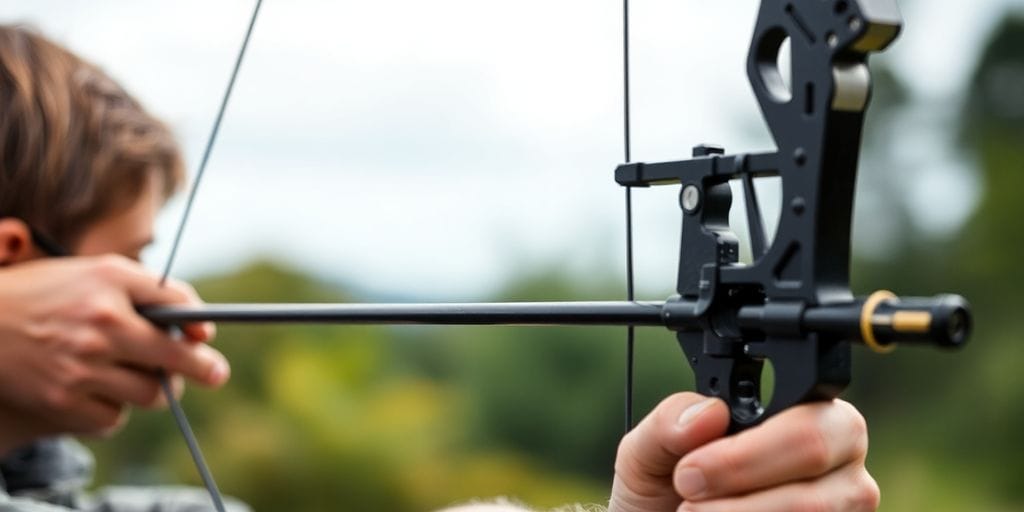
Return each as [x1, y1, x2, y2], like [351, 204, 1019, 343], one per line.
[961, 16, 1024, 148]
[849, 14, 1024, 511]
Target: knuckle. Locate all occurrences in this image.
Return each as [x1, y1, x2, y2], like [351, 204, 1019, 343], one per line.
[69, 329, 110, 357]
[171, 279, 201, 302]
[613, 430, 644, 477]
[614, 431, 634, 466]
[799, 418, 834, 475]
[848, 407, 868, 439]
[56, 359, 90, 388]
[24, 321, 57, 345]
[834, 398, 867, 427]
[847, 410, 870, 458]
[84, 299, 121, 326]
[851, 470, 881, 511]
[42, 386, 73, 412]
[836, 400, 868, 437]
[93, 254, 130, 277]
[613, 430, 674, 499]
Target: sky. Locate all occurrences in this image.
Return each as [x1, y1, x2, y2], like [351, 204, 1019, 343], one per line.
[0, 0, 1019, 300]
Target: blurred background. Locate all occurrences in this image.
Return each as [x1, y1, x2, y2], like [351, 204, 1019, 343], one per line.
[1, 0, 1022, 510]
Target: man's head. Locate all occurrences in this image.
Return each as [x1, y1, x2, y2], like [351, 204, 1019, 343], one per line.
[0, 24, 184, 262]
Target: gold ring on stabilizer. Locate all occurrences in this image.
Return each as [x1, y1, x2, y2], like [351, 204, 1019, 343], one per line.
[861, 290, 897, 354]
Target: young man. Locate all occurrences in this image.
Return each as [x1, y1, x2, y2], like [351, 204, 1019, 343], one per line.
[0, 23, 242, 511]
[0, 24, 877, 512]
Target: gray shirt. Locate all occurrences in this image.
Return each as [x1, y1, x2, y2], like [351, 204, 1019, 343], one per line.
[0, 439, 249, 512]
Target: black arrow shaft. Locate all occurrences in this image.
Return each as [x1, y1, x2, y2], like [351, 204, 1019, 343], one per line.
[141, 301, 670, 326]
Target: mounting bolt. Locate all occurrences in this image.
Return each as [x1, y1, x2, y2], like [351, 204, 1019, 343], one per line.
[693, 144, 725, 157]
[681, 184, 701, 214]
[827, 32, 839, 48]
[794, 147, 807, 166]
[791, 196, 806, 215]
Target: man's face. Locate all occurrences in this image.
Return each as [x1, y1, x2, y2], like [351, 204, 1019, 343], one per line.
[73, 177, 161, 261]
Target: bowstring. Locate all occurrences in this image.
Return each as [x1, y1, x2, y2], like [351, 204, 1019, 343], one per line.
[622, 0, 636, 434]
[160, 0, 263, 286]
[157, 1, 264, 510]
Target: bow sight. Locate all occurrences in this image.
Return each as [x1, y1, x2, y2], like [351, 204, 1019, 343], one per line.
[144, 0, 971, 433]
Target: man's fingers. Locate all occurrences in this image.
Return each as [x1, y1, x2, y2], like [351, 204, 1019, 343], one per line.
[98, 312, 229, 387]
[677, 462, 881, 512]
[674, 400, 869, 501]
[77, 364, 165, 409]
[140, 340, 229, 389]
[619, 393, 730, 479]
[164, 342, 229, 388]
[160, 279, 216, 342]
[62, 299, 228, 388]
[0, 256, 221, 443]
[86, 255, 215, 343]
[610, 393, 729, 512]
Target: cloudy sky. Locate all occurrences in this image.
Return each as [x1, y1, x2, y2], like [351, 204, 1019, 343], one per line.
[0, 0, 1017, 300]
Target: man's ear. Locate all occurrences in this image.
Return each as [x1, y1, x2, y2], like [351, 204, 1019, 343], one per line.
[0, 218, 37, 266]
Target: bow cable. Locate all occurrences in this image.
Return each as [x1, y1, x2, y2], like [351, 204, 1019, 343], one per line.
[157, 1, 264, 510]
[622, 0, 636, 433]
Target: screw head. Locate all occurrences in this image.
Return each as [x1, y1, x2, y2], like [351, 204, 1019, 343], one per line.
[681, 185, 701, 213]
[827, 32, 839, 48]
[794, 147, 807, 166]
[791, 196, 806, 215]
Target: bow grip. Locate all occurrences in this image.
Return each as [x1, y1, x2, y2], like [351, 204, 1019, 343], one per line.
[666, 292, 971, 431]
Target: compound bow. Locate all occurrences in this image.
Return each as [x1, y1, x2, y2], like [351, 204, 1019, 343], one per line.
[139, 0, 972, 509]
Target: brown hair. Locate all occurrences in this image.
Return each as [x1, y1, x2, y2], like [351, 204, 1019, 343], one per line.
[0, 24, 184, 248]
